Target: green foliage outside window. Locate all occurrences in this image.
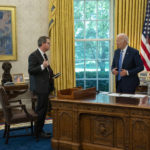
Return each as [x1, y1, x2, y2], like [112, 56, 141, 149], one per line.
[74, 0, 111, 91]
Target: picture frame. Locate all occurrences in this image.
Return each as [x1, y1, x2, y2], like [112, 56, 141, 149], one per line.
[0, 6, 17, 61]
[12, 73, 25, 84]
[139, 71, 150, 84]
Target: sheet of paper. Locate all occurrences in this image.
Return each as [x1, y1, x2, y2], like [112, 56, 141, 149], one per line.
[108, 93, 120, 97]
[120, 94, 134, 97]
[100, 92, 109, 95]
[130, 94, 147, 98]
[102, 92, 147, 98]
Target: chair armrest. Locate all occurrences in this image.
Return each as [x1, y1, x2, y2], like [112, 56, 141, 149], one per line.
[31, 95, 38, 101]
[8, 99, 22, 104]
[6, 104, 34, 120]
[21, 105, 34, 120]
[6, 104, 25, 109]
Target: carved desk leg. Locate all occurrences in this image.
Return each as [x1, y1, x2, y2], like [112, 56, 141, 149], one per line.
[72, 104, 81, 150]
[51, 108, 59, 150]
[124, 117, 130, 150]
[51, 102, 81, 150]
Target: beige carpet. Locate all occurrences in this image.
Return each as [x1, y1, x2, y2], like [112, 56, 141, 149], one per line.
[0, 119, 52, 130]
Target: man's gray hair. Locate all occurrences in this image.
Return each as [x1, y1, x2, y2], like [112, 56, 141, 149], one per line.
[38, 36, 49, 47]
[117, 33, 129, 44]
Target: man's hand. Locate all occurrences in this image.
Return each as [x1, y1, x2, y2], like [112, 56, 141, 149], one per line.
[112, 68, 118, 75]
[120, 69, 127, 77]
[43, 60, 49, 68]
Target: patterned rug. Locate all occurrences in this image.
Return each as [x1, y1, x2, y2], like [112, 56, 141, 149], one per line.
[0, 118, 52, 130]
[0, 122, 53, 150]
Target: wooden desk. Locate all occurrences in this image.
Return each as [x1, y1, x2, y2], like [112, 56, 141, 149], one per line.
[51, 94, 150, 150]
[4, 84, 28, 99]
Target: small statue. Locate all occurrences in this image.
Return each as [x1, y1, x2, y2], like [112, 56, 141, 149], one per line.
[1, 61, 12, 85]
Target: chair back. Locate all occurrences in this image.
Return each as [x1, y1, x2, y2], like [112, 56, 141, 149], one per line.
[0, 86, 12, 122]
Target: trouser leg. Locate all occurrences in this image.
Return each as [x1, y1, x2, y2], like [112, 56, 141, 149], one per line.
[35, 93, 49, 133]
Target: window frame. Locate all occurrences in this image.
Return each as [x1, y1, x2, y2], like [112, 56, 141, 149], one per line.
[74, 0, 114, 92]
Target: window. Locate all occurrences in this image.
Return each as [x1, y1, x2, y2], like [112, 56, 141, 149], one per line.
[74, 0, 113, 91]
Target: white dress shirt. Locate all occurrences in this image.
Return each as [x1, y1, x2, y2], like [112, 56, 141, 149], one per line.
[121, 45, 128, 64]
[121, 45, 129, 75]
[38, 48, 46, 70]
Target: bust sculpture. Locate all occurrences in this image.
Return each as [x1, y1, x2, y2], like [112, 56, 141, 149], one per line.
[1, 61, 12, 85]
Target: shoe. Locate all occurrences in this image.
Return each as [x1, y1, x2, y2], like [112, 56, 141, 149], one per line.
[41, 130, 51, 135]
[39, 131, 51, 138]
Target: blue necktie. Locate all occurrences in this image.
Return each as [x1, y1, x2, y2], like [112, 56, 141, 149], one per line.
[118, 50, 123, 80]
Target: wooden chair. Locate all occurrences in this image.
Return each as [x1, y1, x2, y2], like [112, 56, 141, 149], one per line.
[0, 86, 38, 144]
[29, 74, 56, 112]
[31, 91, 56, 113]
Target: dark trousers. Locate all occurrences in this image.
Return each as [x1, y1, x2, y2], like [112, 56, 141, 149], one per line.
[35, 93, 49, 133]
[116, 79, 136, 94]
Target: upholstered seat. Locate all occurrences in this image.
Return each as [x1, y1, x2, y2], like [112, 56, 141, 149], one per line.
[0, 86, 38, 144]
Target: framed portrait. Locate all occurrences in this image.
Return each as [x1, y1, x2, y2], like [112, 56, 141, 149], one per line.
[12, 73, 25, 84]
[0, 6, 17, 61]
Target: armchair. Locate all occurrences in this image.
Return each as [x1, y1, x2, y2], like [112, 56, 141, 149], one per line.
[0, 86, 38, 144]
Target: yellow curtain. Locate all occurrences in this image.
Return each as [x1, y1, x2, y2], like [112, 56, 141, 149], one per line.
[114, 0, 147, 50]
[48, 0, 75, 91]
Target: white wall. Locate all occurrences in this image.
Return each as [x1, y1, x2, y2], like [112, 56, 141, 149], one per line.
[0, 0, 49, 80]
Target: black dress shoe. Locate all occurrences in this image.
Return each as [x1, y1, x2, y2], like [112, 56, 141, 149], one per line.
[39, 131, 51, 138]
[41, 130, 51, 135]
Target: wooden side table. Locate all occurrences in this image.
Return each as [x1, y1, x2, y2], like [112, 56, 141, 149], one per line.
[3, 83, 28, 100]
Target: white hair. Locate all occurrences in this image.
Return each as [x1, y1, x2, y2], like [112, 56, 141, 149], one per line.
[117, 33, 129, 44]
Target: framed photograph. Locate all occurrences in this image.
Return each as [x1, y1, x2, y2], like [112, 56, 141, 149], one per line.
[0, 6, 17, 61]
[12, 73, 25, 84]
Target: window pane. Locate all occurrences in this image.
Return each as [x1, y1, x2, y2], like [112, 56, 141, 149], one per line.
[74, 1, 84, 20]
[75, 60, 84, 78]
[75, 41, 84, 59]
[97, 41, 109, 60]
[85, 1, 97, 20]
[98, 60, 109, 74]
[75, 21, 84, 39]
[85, 60, 96, 78]
[98, 70, 109, 78]
[74, 0, 111, 91]
[86, 80, 96, 89]
[98, 59, 109, 74]
[97, 21, 109, 38]
[85, 21, 96, 39]
[85, 41, 96, 59]
[76, 80, 84, 88]
[98, 0, 110, 20]
[98, 80, 109, 91]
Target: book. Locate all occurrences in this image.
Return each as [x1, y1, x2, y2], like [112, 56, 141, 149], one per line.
[52, 72, 61, 79]
[4, 82, 15, 86]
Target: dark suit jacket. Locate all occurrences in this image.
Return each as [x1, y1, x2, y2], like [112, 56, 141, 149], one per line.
[28, 49, 54, 94]
[111, 46, 144, 91]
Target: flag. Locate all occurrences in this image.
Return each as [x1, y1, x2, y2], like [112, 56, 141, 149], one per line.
[141, 0, 150, 71]
[48, 0, 56, 33]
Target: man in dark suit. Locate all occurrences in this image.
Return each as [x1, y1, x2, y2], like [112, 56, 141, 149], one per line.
[28, 36, 54, 138]
[111, 33, 144, 94]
